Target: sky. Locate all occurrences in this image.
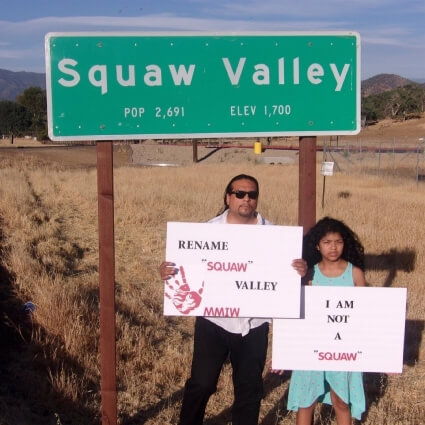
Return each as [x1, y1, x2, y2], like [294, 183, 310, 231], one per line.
[1, 0, 424, 81]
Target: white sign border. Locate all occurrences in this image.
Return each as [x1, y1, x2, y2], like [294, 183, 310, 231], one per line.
[164, 221, 303, 318]
[45, 31, 361, 141]
[272, 286, 407, 373]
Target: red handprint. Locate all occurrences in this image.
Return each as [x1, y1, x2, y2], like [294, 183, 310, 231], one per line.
[165, 266, 204, 314]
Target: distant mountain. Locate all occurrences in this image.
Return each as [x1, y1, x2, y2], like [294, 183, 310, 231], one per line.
[0, 69, 46, 101]
[361, 73, 419, 97]
[0, 68, 423, 101]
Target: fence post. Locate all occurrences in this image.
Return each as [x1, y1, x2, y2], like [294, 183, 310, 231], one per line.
[416, 142, 420, 184]
[347, 144, 350, 175]
[393, 136, 396, 175]
[193, 139, 198, 163]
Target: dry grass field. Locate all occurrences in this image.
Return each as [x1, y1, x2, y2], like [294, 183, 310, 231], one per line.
[0, 117, 424, 425]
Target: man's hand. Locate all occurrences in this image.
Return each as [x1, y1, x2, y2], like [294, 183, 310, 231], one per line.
[159, 261, 177, 280]
[291, 258, 307, 277]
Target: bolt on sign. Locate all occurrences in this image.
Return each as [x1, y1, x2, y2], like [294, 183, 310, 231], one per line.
[45, 32, 361, 141]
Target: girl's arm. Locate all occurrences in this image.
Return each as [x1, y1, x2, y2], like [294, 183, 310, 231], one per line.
[353, 266, 366, 286]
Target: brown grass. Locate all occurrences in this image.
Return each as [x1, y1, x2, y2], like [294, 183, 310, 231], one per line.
[0, 142, 424, 424]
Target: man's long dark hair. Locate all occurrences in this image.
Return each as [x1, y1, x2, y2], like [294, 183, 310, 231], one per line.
[303, 216, 365, 270]
[216, 174, 259, 216]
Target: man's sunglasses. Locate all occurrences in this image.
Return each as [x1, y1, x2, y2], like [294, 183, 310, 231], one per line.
[230, 190, 259, 200]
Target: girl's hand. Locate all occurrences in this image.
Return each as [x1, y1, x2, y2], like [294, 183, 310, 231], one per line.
[291, 259, 308, 277]
[267, 358, 285, 375]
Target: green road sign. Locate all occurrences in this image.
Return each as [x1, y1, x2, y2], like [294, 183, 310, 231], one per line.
[45, 32, 360, 141]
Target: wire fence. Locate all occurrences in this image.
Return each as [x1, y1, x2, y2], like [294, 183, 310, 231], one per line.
[321, 138, 425, 182]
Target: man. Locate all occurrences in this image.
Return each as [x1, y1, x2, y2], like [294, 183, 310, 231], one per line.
[160, 174, 306, 425]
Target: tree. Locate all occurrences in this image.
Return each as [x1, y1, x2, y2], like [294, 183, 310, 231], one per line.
[0, 100, 31, 142]
[16, 86, 48, 140]
[362, 84, 425, 121]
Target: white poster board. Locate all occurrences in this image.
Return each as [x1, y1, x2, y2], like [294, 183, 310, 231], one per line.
[272, 286, 407, 373]
[164, 222, 303, 318]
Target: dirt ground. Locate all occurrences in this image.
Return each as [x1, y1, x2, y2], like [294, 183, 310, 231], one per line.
[1, 116, 424, 167]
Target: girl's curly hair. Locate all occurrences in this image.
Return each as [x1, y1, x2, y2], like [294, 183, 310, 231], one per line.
[303, 217, 364, 270]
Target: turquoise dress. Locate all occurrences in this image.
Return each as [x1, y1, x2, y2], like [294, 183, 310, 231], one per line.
[287, 262, 366, 420]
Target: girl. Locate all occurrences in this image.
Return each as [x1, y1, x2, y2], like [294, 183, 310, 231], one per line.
[287, 217, 366, 425]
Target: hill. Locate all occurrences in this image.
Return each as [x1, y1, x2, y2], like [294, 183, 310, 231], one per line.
[0, 68, 46, 101]
[361, 73, 419, 97]
[1, 68, 424, 101]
